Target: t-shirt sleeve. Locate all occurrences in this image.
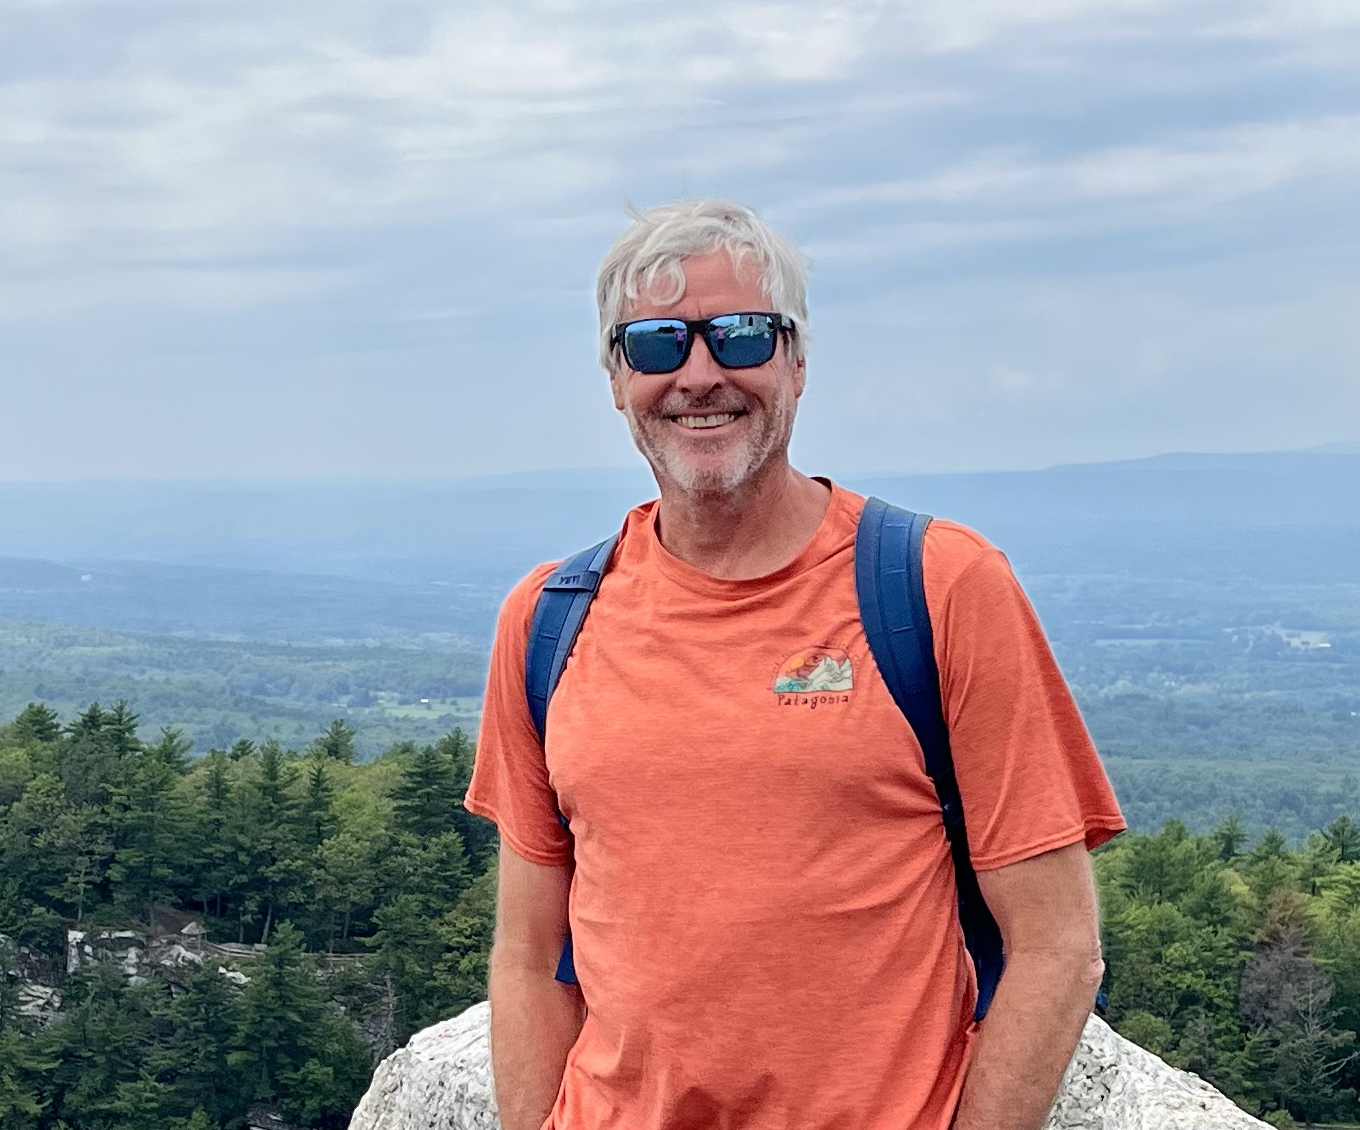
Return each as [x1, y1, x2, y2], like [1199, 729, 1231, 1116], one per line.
[464, 564, 574, 867]
[929, 533, 1126, 871]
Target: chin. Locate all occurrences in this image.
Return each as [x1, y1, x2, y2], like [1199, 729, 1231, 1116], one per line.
[652, 446, 765, 496]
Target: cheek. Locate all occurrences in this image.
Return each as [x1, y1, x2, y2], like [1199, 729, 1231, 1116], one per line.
[617, 372, 672, 416]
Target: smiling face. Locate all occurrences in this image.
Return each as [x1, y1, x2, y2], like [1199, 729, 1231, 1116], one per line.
[610, 250, 806, 497]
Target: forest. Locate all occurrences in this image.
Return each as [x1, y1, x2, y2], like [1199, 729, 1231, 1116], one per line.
[0, 702, 496, 1129]
[0, 701, 1357, 1127]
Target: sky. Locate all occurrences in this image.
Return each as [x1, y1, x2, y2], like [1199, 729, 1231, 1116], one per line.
[1, 0, 1357, 480]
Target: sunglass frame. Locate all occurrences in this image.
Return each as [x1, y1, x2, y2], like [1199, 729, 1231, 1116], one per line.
[610, 311, 796, 374]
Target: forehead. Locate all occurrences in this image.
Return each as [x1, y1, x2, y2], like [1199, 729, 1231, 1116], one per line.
[632, 250, 769, 318]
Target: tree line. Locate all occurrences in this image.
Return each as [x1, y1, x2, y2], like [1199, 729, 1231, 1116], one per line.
[0, 700, 1357, 1127]
[1, 701, 496, 1129]
[1098, 814, 1359, 1124]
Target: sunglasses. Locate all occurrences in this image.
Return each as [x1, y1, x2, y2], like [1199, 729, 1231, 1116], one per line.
[611, 311, 795, 375]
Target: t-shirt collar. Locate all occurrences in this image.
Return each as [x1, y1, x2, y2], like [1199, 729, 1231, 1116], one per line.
[642, 478, 856, 597]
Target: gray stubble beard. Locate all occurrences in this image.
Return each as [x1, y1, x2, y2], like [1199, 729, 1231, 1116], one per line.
[623, 379, 797, 498]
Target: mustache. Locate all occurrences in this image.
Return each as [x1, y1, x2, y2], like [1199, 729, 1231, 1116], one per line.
[646, 392, 753, 419]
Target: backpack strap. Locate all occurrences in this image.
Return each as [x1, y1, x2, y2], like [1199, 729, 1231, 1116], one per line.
[526, 536, 619, 741]
[524, 534, 618, 985]
[854, 496, 1006, 1022]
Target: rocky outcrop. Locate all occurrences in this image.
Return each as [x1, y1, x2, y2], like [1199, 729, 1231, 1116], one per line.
[65, 922, 265, 985]
[1, 933, 64, 1023]
[347, 1003, 1268, 1130]
[350, 1002, 498, 1130]
[1046, 1014, 1266, 1128]
[2, 923, 263, 1025]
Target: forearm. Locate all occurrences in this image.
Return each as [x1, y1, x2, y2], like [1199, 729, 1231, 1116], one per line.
[488, 948, 586, 1130]
[952, 949, 1103, 1130]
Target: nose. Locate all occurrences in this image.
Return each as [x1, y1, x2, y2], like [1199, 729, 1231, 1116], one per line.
[673, 336, 727, 396]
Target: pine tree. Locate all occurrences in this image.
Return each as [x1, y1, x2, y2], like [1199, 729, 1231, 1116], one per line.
[367, 894, 449, 1038]
[147, 728, 192, 773]
[441, 729, 497, 865]
[7, 703, 60, 746]
[1250, 828, 1291, 863]
[309, 720, 357, 764]
[232, 924, 327, 1101]
[152, 968, 243, 1126]
[1323, 815, 1360, 863]
[313, 830, 380, 950]
[300, 758, 338, 848]
[188, 751, 234, 922]
[108, 733, 189, 926]
[0, 942, 52, 1130]
[394, 829, 470, 910]
[37, 966, 157, 1129]
[1241, 893, 1360, 1122]
[4, 773, 82, 916]
[104, 702, 144, 757]
[392, 741, 460, 839]
[1212, 814, 1250, 862]
[59, 702, 136, 807]
[236, 744, 303, 944]
[230, 923, 368, 1124]
[0, 1026, 46, 1130]
[434, 866, 498, 1014]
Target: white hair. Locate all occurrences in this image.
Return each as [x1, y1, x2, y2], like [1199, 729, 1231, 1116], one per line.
[595, 198, 810, 372]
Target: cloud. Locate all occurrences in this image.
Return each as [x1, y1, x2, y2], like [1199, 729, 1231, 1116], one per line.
[0, 0, 1355, 476]
[3, 0, 1353, 264]
[787, 116, 1360, 267]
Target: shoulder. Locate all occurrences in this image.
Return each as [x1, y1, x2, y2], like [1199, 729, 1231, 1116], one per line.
[493, 502, 653, 641]
[921, 518, 1011, 605]
[830, 488, 1014, 614]
[494, 561, 562, 646]
[924, 519, 1011, 587]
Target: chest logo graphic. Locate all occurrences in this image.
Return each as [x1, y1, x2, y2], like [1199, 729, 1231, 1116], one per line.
[773, 646, 854, 693]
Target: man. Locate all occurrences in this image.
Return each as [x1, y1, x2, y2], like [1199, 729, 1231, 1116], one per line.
[465, 199, 1126, 1130]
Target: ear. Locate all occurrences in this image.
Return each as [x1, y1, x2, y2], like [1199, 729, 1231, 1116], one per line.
[609, 368, 627, 412]
[792, 356, 807, 399]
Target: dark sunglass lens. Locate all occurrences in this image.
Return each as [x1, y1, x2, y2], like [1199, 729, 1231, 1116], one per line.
[706, 314, 778, 368]
[623, 320, 689, 373]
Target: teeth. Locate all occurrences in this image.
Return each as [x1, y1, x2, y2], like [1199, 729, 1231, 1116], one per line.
[676, 413, 739, 429]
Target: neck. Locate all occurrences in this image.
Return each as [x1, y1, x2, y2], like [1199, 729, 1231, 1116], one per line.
[652, 459, 832, 580]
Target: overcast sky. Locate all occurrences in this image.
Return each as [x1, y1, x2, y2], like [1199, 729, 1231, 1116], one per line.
[2, 0, 1357, 480]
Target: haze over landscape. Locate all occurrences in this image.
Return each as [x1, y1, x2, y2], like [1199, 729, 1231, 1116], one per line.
[1, 445, 1355, 839]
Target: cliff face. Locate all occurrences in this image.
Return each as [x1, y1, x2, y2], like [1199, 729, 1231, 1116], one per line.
[347, 1003, 1269, 1130]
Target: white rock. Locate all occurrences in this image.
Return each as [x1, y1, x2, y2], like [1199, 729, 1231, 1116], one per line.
[157, 943, 205, 969]
[65, 929, 85, 975]
[17, 982, 61, 1020]
[349, 1002, 498, 1130]
[1045, 1014, 1267, 1129]
[347, 1007, 1267, 1130]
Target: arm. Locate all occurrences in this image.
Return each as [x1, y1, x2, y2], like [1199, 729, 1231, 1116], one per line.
[952, 841, 1104, 1130]
[488, 842, 586, 1130]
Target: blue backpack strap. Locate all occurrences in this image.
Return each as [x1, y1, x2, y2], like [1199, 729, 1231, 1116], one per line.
[526, 536, 618, 741]
[524, 534, 618, 985]
[855, 497, 1006, 1022]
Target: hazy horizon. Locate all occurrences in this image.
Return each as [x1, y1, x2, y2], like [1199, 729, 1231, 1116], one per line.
[0, 438, 1356, 487]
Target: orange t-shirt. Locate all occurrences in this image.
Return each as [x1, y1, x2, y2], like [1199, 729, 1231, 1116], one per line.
[466, 483, 1125, 1130]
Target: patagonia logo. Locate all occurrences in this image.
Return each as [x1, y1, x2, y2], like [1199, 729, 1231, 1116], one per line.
[773, 646, 853, 708]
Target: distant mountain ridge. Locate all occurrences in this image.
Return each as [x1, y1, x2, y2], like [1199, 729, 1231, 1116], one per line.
[0, 447, 1355, 586]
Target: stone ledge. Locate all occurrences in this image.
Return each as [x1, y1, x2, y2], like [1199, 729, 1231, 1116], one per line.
[348, 1003, 1267, 1129]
